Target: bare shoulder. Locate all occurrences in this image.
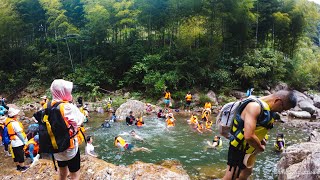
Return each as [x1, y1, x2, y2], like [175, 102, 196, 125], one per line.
[243, 101, 261, 117]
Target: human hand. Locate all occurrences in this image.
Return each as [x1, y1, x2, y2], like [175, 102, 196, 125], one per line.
[261, 138, 267, 146]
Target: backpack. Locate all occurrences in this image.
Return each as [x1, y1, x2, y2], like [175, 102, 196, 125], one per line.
[34, 102, 74, 154]
[216, 97, 263, 139]
[2, 124, 10, 145]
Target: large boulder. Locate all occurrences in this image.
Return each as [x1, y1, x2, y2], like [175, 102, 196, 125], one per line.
[116, 100, 154, 120]
[284, 120, 320, 130]
[206, 91, 218, 105]
[277, 131, 320, 180]
[272, 82, 289, 93]
[288, 111, 311, 119]
[293, 90, 318, 115]
[313, 94, 320, 108]
[230, 90, 246, 99]
[192, 93, 201, 105]
[0, 155, 190, 180]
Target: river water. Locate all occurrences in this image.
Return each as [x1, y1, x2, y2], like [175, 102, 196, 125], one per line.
[84, 112, 308, 179]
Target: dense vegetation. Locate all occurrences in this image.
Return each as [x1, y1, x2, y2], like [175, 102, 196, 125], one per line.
[0, 0, 320, 100]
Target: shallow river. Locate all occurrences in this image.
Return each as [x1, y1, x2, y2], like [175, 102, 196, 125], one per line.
[84, 112, 308, 179]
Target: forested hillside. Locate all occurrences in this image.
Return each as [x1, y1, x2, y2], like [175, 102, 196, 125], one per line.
[0, 0, 320, 98]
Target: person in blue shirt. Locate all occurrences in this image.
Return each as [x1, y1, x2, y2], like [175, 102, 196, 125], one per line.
[246, 88, 254, 97]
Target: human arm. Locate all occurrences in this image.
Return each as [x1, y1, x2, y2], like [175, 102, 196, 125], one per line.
[12, 122, 27, 144]
[64, 104, 85, 129]
[243, 103, 265, 153]
[29, 144, 35, 161]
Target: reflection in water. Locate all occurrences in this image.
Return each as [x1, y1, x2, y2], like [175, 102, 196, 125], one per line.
[84, 113, 308, 179]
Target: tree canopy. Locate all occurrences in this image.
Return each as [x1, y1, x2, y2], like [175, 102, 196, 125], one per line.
[0, 0, 319, 98]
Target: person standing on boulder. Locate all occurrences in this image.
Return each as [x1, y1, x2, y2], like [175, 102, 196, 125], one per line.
[223, 90, 297, 180]
[164, 89, 171, 108]
[185, 91, 192, 112]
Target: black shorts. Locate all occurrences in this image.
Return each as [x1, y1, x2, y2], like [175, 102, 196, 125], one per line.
[57, 148, 80, 173]
[13, 145, 25, 163]
[227, 146, 246, 170]
[186, 101, 191, 106]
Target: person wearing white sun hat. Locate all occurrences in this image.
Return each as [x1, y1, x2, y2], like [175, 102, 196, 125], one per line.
[5, 107, 29, 172]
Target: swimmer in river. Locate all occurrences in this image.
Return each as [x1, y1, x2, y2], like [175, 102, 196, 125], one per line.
[114, 136, 151, 153]
[130, 130, 144, 142]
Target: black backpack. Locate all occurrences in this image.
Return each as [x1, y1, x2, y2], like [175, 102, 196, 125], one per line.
[34, 101, 74, 154]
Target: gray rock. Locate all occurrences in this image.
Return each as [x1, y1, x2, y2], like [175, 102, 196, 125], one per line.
[277, 131, 320, 180]
[313, 95, 320, 108]
[230, 90, 246, 99]
[192, 93, 200, 105]
[309, 131, 320, 142]
[293, 90, 318, 115]
[288, 111, 311, 119]
[272, 82, 289, 93]
[206, 91, 218, 105]
[116, 100, 154, 121]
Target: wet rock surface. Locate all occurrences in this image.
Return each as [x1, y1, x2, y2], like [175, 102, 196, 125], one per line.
[277, 131, 320, 180]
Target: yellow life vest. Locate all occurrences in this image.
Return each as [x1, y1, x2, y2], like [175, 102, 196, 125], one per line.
[77, 127, 86, 145]
[186, 94, 192, 101]
[5, 118, 26, 140]
[204, 102, 212, 109]
[190, 115, 198, 124]
[164, 92, 171, 99]
[23, 138, 39, 155]
[206, 121, 213, 129]
[115, 136, 127, 147]
[230, 99, 274, 154]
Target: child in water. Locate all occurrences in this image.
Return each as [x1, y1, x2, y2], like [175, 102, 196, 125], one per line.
[207, 136, 222, 148]
[85, 136, 98, 157]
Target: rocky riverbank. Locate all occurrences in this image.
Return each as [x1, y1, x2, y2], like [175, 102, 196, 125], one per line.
[277, 131, 320, 180]
[0, 154, 190, 180]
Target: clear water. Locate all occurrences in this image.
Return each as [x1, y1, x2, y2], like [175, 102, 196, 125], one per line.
[83, 113, 309, 179]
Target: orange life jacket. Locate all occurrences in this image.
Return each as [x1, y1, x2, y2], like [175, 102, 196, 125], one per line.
[136, 117, 144, 127]
[197, 123, 203, 130]
[186, 94, 192, 101]
[43, 101, 76, 149]
[5, 118, 26, 140]
[166, 118, 175, 127]
[23, 138, 39, 155]
[164, 92, 171, 99]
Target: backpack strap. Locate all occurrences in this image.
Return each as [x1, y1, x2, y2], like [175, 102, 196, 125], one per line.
[43, 101, 63, 151]
[226, 102, 237, 125]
